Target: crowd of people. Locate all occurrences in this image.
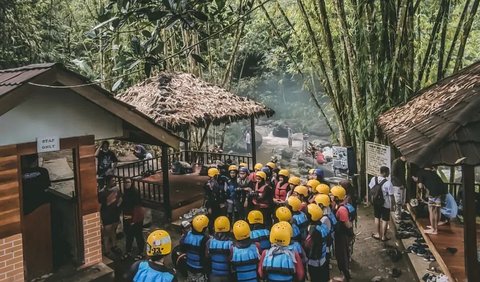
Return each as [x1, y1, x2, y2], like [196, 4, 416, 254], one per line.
[126, 162, 358, 282]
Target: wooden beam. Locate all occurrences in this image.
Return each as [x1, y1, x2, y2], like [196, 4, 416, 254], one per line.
[251, 116, 257, 165]
[55, 72, 180, 149]
[161, 146, 172, 221]
[462, 164, 479, 281]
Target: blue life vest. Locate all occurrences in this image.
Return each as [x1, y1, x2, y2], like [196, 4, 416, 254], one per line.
[209, 238, 233, 276]
[345, 203, 356, 222]
[227, 181, 237, 200]
[133, 261, 175, 282]
[288, 241, 304, 256]
[183, 232, 204, 270]
[231, 244, 259, 282]
[315, 224, 329, 261]
[292, 223, 301, 241]
[262, 248, 295, 282]
[293, 212, 308, 240]
[251, 229, 271, 251]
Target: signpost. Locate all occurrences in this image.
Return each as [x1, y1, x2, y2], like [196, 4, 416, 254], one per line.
[37, 136, 60, 153]
[365, 141, 391, 203]
[332, 146, 349, 173]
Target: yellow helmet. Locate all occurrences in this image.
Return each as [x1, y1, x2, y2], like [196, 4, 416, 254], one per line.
[192, 215, 209, 232]
[277, 221, 294, 237]
[278, 169, 290, 177]
[247, 210, 264, 224]
[315, 194, 331, 208]
[331, 185, 346, 200]
[270, 222, 291, 246]
[214, 216, 231, 233]
[239, 162, 248, 168]
[287, 196, 302, 212]
[228, 165, 238, 171]
[266, 162, 276, 169]
[293, 185, 309, 197]
[307, 203, 324, 221]
[316, 184, 330, 195]
[254, 163, 263, 170]
[306, 179, 320, 189]
[308, 169, 315, 175]
[288, 176, 301, 186]
[275, 206, 292, 222]
[208, 168, 220, 178]
[233, 220, 251, 240]
[256, 171, 267, 180]
[146, 230, 172, 256]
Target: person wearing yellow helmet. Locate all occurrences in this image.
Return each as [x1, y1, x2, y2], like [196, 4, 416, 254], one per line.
[231, 220, 260, 282]
[249, 163, 263, 183]
[314, 194, 336, 259]
[308, 168, 316, 180]
[306, 179, 321, 203]
[258, 222, 305, 282]
[237, 166, 253, 219]
[291, 185, 309, 212]
[252, 170, 274, 227]
[125, 229, 177, 281]
[331, 185, 353, 281]
[204, 167, 226, 231]
[206, 216, 233, 281]
[273, 169, 290, 205]
[305, 204, 331, 282]
[247, 210, 271, 252]
[274, 205, 305, 261]
[180, 215, 210, 281]
[287, 196, 308, 242]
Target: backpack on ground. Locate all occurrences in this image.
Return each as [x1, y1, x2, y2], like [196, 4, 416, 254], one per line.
[371, 177, 388, 207]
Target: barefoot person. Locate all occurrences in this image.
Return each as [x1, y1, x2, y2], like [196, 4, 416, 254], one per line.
[413, 166, 448, 235]
[369, 166, 394, 241]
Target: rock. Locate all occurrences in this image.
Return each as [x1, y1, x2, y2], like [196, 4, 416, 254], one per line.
[371, 276, 382, 282]
[281, 148, 295, 160]
[272, 123, 289, 137]
[279, 159, 290, 168]
[297, 160, 305, 168]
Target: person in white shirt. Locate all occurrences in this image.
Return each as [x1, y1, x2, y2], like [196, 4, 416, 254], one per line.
[369, 166, 394, 241]
[245, 130, 251, 153]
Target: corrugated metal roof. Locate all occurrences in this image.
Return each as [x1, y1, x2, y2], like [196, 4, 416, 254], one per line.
[378, 61, 480, 166]
[0, 63, 55, 96]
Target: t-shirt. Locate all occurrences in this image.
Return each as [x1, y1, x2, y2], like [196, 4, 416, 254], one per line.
[369, 176, 394, 209]
[22, 167, 51, 215]
[96, 150, 118, 176]
[245, 132, 251, 144]
[391, 158, 406, 187]
[336, 206, 349, 222]
[99, 186, 122, 225]
[418, 170, 447, 197]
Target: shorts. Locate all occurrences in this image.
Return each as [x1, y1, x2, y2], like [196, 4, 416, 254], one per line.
[373, 205, 390, 221]
[428, 197, 442, 207]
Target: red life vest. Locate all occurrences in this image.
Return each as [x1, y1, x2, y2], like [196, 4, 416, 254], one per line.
[274, 182, 289, 201]
[253, 182, 270, 208]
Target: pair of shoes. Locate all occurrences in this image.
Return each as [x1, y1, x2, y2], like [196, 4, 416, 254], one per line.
[415, 238, 426, 244]
[396, 232, 411, 239]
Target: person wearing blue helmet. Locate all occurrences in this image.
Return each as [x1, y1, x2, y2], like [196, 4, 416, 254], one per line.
[313, 168, 329, 185]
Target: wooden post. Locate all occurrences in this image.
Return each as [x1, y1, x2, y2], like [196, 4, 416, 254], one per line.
[462, 164, 479, 281]
[250, 116, 256, 166]
[161, 146, 172, 221]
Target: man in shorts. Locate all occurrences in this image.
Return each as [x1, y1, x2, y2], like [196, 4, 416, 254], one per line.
[369, 166, 394, 241]
[414, 166, 447, 235]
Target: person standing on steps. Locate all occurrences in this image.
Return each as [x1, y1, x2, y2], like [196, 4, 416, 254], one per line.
[391, 155, 407, 221]
[124, 230, 177, 281]
[121, 178, 145, 260]
[369, 166, 394, 241]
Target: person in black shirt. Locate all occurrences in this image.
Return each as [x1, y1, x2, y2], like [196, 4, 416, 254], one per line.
[391, 156, 407, 220]
[96, 141, 118, 189]
[21, 154, 51, 215]
[413, 166, 447, 235]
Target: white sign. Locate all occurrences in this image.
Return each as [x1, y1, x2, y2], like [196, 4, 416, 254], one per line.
[37, 136, 60, 153]
[365, 141, 391, 176]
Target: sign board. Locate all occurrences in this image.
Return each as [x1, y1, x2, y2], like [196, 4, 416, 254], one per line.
[332, 146, 349, 171]
[365, 141, 391, 176]
[37, 136, 60, 153]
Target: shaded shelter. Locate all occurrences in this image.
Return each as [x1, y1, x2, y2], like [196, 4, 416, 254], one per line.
[378, 61, 480, 281]
[117, 72, 274, 164]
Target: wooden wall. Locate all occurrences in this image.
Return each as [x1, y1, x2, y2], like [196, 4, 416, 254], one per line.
[0, 145, 21, 239]
[0, 135, 98, 240]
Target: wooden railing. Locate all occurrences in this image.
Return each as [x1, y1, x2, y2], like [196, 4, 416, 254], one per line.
[115, 150, 253, 179]
[446, 182, 480, 200]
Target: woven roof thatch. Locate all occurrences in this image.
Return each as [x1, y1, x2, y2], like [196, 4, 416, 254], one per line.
[377, 61, 480, 166]
[117, 72, 274, 130]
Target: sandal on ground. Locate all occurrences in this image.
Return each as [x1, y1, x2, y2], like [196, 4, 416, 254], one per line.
[372, 234, 381, 240]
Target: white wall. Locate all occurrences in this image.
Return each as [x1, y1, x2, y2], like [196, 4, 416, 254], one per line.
[0, 89, 123, 146]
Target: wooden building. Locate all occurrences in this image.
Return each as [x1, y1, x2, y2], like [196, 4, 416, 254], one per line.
[0, 63, 180, 281]
[378, 61, 480, 281]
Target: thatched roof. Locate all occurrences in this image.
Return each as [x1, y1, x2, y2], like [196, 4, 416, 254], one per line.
[378, 61, 480, 166]
[117, 72, 274, 130]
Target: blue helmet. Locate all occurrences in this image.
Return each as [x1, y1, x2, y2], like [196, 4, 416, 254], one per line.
[314, 168, 324, 178]
[261, 166, 270, 173]
[239, 167, 249, 174]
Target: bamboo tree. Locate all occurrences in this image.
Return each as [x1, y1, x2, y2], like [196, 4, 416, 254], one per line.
[454, 0, 480, 71]
[443, 0, 471, 75]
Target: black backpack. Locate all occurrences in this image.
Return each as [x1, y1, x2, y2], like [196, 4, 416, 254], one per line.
[371, 177, 387, 207]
